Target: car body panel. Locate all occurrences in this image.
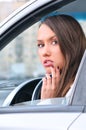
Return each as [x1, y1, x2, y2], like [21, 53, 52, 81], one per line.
[0, 0, 86, 129]
[0, 112, 82, 130]
[69, 113, 86, 130]
[0, 105, 86, 130]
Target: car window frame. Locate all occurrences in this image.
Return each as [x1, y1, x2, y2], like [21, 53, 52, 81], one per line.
[0, 0, 86, 113]
[0, 104, 84, 114]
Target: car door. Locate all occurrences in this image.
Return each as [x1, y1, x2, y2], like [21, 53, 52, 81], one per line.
[0, 0, 86, 130]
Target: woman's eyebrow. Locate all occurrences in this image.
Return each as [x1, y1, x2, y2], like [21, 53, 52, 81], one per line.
[47, 35, 58, 41]
[49, 35, 57, 40]
[37, 39, 42, 42]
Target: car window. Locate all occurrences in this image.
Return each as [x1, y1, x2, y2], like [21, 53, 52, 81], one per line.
[0, 22, 45, 107]
[0, 11, 86, 107]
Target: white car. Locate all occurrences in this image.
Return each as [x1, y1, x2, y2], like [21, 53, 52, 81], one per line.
[0, 0, 86, 129]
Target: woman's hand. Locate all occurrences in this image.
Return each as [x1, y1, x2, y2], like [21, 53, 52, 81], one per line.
[41, 67, 61, 99]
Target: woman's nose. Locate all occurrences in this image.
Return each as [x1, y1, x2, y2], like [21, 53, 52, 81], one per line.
[42, 45, 51, 56]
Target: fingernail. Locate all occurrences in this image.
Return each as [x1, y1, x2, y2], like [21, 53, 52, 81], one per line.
[57, 66, 62, 74]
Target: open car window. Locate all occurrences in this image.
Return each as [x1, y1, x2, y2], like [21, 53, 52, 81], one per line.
[0, 0, 86, 108]
[0, 11, 86, 107]
[0, 1, 86, 130]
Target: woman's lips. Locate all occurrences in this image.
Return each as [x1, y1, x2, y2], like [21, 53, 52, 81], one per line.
[43, 60, 62, 75]
[43, 60, 54, 67]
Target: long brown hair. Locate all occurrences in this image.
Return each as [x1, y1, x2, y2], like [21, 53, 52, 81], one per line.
[41, 14, 86, 97]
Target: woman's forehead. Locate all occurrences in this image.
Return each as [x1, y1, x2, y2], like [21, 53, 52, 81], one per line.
[38, 24, 56, 40]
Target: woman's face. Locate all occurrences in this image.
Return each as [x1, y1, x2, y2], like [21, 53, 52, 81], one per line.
[37, 23, 65, 74]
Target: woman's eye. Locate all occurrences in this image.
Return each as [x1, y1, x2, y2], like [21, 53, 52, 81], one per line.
[37, 43, 44, 48]
[52, 40, 58, 45]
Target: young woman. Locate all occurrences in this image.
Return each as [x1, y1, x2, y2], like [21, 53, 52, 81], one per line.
[37, 14, 86, 99]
